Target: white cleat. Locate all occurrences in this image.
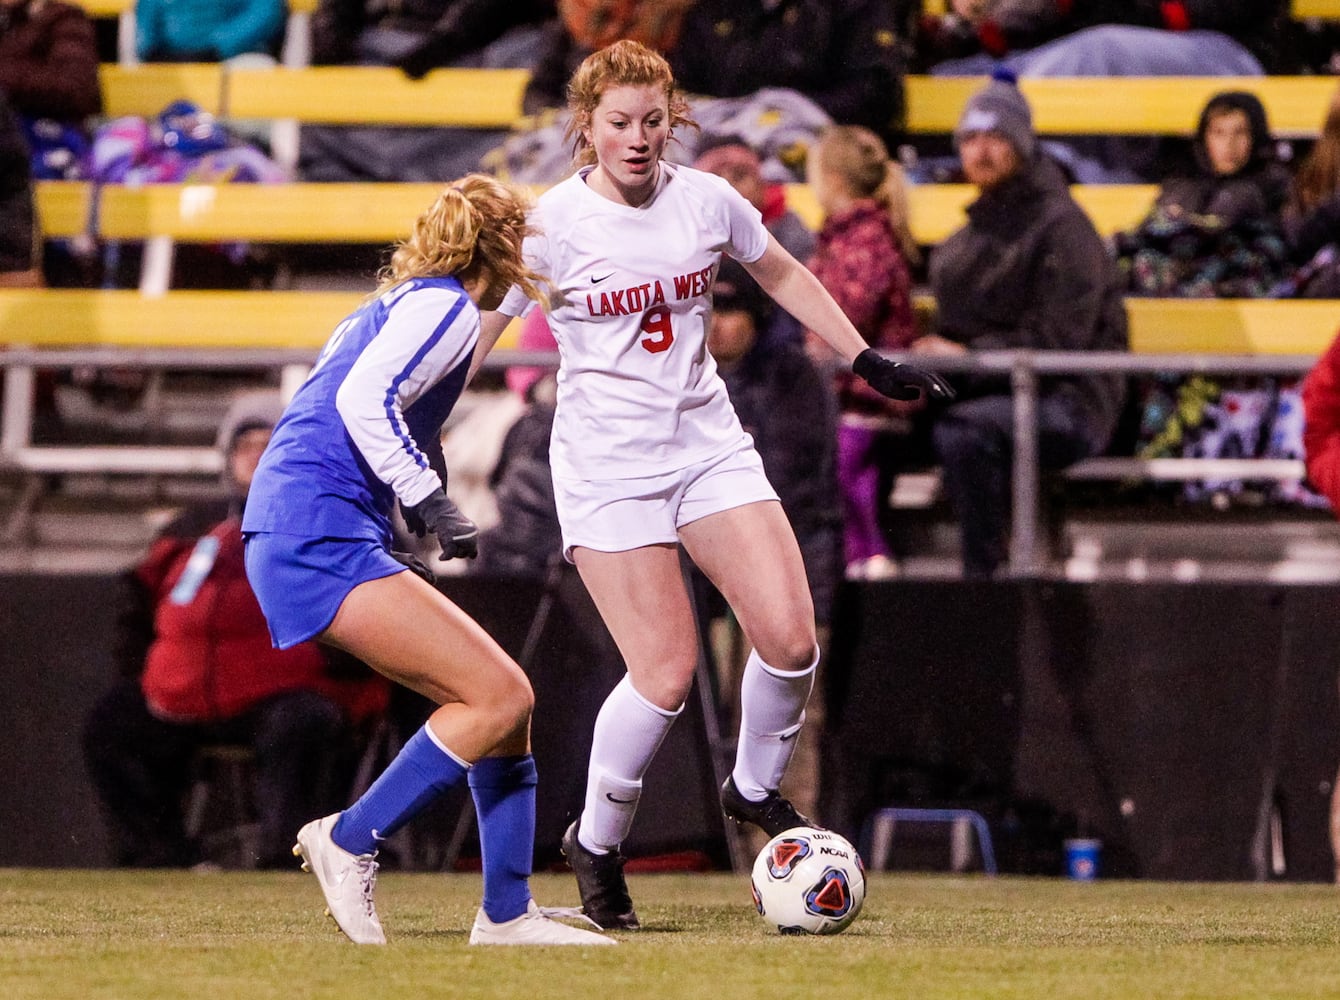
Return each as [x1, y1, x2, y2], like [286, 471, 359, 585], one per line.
[292, 813, 386, 945]
[468, 900, 618, 946]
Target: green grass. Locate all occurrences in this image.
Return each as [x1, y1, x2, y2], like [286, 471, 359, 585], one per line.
[3, 869, 1340, 999]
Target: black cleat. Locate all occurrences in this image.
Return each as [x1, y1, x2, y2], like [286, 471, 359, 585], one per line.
[720, 776, 816, 838]
[560, 820, 640, 930]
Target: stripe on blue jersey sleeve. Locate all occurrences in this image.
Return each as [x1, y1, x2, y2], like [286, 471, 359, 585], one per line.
[382, 289, 471, 471]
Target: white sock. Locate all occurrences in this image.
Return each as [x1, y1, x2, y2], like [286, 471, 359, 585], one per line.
[578, 675, 681, 853]
[732, 647, 817, 801]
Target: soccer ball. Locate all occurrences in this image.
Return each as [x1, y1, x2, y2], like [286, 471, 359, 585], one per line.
[750, 826, 865, 935]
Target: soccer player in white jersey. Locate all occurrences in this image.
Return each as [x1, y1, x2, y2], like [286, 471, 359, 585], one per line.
[242, 176, 612, 948]
[475, 40, 954, 930]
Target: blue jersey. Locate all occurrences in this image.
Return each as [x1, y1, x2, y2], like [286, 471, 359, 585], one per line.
[243, 276, 477, 540]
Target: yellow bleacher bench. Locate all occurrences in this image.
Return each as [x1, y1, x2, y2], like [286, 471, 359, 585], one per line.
[99, 63, 225, 117]
[92, 65, 1340, 137]
[1293, 1, 1340, 19]
[74, 1, 1334, 22]
[0, 289, 353, 349]
[2, 289, 1336, 357]
[34, 183, 93, 241]
[924, 2, 1335, 21]
[75, 0, 316, 14]
[1125, 299, 1340, 356]
[35, 180, 1159, 246]
[225, 65, 530, 127]
[94, 183, 446, 242]
[904, 75, 1339, 137]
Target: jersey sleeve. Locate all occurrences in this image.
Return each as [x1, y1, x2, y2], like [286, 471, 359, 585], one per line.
[707, 172, 770, 263]
[334, 286, 477, 507]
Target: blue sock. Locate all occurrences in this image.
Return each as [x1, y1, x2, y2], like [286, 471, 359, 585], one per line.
[469, 754, 537, 923]
[333, 725, 468, 856]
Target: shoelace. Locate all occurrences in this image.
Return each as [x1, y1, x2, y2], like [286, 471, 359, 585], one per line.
[353, 856, 379, 917]
[536, 905, 603, 931]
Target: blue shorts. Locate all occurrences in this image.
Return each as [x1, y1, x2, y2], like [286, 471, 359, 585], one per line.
[243, 532, 405, 649]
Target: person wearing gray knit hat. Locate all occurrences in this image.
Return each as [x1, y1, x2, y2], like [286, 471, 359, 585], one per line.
[215, 389, 285, 499]
[954, 68, 1036, 163]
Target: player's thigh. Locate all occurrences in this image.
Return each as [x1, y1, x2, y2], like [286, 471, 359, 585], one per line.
[323, 570, 532, 712]
[679, 500, 816, 670]
[571, 543, 700, 708]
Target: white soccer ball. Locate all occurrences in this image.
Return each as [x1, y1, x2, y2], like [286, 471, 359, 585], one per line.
[750, 826, 866, 935]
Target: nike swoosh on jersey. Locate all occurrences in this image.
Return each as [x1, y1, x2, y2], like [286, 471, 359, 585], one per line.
[591, 273, 614, 283]
[605, 792, 637, 803]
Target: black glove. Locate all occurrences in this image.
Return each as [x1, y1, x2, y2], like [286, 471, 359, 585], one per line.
[852, 348, 957, 403]
[401, 499, 428, 537]
[404, 488, 478, 560]
[390, 549, 437, 584]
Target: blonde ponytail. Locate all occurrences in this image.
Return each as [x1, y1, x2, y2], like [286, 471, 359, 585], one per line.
[373, 174, 544, 304]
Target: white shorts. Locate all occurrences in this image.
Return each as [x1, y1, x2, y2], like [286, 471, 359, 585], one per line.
[553, 442, 779, 562]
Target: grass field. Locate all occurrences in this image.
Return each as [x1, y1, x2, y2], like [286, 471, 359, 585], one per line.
[3, 869, 1340, 1000]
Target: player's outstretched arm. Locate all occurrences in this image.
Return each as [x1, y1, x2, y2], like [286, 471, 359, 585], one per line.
[741, 236, 954, 403]
[741, 235, 869, 363]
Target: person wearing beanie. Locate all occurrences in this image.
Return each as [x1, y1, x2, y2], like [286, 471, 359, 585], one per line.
[954, 69, 1036, 163]
[907, 73, 1128, 578]
[82, 390, 389, 869]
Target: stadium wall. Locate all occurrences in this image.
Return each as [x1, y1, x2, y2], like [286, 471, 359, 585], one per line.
[825, 581, 1340, 882]
[1, 574, 1336, 880]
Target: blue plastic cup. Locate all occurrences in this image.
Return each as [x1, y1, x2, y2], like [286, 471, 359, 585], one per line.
[1064, 838, 1101, 880]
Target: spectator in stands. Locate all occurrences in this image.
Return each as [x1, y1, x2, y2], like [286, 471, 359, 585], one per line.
[693, 134, 815, 267]
[1300, 326, 1340, 882]
[312, 0, 551, 71]
[0, 0, 101, 179]
[134, 0, 287, 63]
[1117, 91, 1291, 300]
[522, 0, 695, 115]
[917, 2, 1291, 182]
[804, 124, 920, 580]
[1115, 92, 1291, 490]
[82, 392, 389, 869]
[667, 0, 905, 150]
[303, 0, 553, 182]
[1283, 87, 1340, 299]
[911, 71, 1127, 578]
[0, 87, 40, 288]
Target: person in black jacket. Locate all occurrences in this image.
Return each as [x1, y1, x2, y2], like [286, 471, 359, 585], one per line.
[668, 0, 905, 149]
[910, 72, 1128, 578]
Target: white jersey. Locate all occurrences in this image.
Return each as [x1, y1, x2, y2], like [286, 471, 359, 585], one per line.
[498, 162, 770, 480]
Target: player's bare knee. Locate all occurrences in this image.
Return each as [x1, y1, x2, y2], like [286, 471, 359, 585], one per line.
[478, 672, 534, 738]
[634, 660, 695, 712]
[760, 635, 819, 673]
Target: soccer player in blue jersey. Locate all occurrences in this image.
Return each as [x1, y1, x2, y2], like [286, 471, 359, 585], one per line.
[242, 175, 612, 948]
